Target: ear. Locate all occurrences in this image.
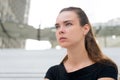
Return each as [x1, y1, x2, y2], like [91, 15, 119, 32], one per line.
[83, 24, 90, 35]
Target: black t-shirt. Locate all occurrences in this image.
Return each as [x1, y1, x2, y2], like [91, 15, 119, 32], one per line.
[45, 62, 118, 80]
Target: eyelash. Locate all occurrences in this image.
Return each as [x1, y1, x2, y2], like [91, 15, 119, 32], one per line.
[55, 25, 60, 29]
[55, 23, 72, 29]
[65, 23, 72, 26]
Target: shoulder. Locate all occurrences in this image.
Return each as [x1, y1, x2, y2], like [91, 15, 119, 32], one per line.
[45, 64, 59, 75]
[97, 62, 118, 73]
[44, 65, 59, 80]
[97, 59, 118, 73]
[47, 65, 59, 72]
[96, 62, 118, 80]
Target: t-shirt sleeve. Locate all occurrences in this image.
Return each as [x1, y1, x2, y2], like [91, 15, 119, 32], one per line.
[97, 65, 118, 80]
[44, 65, 58, 80]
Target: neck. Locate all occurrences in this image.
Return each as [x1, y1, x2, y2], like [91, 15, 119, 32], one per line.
[65, 43, 92, 65]
[64, 45, 94, 73]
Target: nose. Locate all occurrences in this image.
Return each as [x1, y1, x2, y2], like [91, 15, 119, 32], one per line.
[59, 27, 65, 34]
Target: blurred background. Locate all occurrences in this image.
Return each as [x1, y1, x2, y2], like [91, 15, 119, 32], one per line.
[0, 0, 120, 80]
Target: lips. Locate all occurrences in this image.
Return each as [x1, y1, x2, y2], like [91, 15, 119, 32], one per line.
[59, 37, 67, 42]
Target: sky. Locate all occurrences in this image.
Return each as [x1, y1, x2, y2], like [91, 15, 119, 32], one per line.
[28, 0, 120, 29]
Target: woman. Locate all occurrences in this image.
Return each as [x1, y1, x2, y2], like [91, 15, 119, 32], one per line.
[44, 7, 118, 80]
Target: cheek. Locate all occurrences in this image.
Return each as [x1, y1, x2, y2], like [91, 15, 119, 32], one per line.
[70, 29, 84, 41]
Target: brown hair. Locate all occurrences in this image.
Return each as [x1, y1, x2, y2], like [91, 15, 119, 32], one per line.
[59, 7, 117, 68]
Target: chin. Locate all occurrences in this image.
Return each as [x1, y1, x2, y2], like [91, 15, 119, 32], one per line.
[60, 43, 71, 48]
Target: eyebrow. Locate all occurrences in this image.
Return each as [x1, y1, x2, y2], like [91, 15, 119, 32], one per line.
[55, 23, 59, 27]
[55, 20, 73, 26]
[63, 20, 72, 24]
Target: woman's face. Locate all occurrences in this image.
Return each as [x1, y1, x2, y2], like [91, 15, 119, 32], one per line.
[55, 11, 87, 48]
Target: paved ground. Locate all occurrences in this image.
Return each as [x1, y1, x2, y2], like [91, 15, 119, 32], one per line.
[0, 48, 120, 80]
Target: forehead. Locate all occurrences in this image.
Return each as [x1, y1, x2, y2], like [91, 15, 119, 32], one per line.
[56, 11, 79, 22]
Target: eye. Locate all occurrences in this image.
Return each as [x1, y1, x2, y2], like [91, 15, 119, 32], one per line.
[65, 23, 72, 26]
[55, 24, 60, 29]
